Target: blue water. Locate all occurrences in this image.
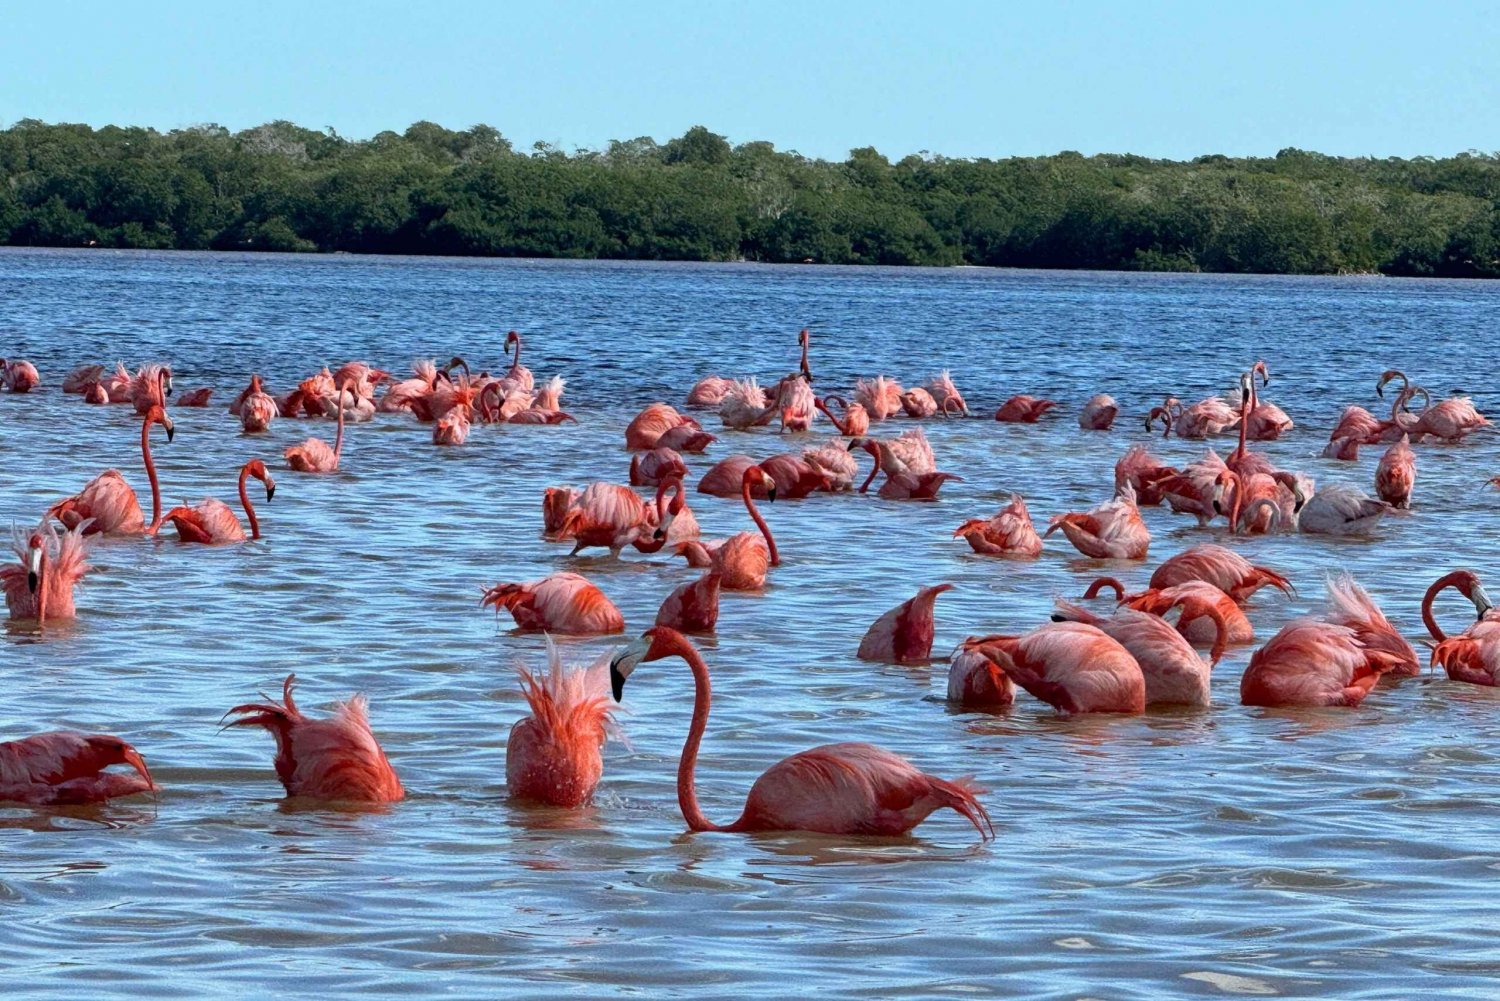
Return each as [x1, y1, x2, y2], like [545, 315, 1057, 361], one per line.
[2, 248, 1499, 998]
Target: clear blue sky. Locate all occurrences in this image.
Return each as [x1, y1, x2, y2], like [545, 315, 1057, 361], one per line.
[5, 1, 1497, 161]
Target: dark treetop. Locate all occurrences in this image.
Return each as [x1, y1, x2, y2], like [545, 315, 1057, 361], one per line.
[3, 119, 1498, 277]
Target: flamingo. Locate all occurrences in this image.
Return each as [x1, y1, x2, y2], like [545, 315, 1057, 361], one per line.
[1, 358, 41, 392]
[1083, 577, 1254, 646]
[499, 330, 534, 394]
[960, 622, 1145, 714]
[1213, 469, 1295, 535]
[380, 359, 440, 415]
[858, 440, 962, 501]
[1051, 594, 1227, 706]
[550, 483, 662, 556]
[900, 387, 939, 418]
[857, 584, 954, 664]
[1239, 360, 1293, 440]
[223, 674, 403, 802]
[160, 459, 275, 544]
[1379, 369, 1491, 441]
[630, 447, 689, 487]
[674, 466, 779, 590]
[506, 640, 618, 807]
[609, 627, 993, 838]
[1151, 395, 1239, 439]
[854, 376, 903, 421]
[433, 395, 472, 445]
[100, 362, 133, 403]
[1158, 449, 1229, 525]
[653, 476, 701, 545]
[1114, 444, 1177, 506]
[1044, 485, 1150, 559]
[796, 327, 813, 381]
[177, 387, 213, 407]
[1149, 544, 1291, 605]
[924, 371, 969, 416]
[801, 438, 861, 491]
[946, 638, 1017, 709]
[0, 732, 155, 805]
[627, 403, 701, 450]
[2, 520, 91, 625]
[1423, 570, 1500, 686]
[953, 494, 1043, 557]
[129, 364, 173, 415]
[687, 375, 735, 408]
[1322, 573, 1419, 677]
[815, 395, 870, 437]
[83, 382, 109, 405]
[285, 381, 353, 472]
[656, 423, 717, 453]
[237, 375, 278, 432]
[719, 377, 777, 430]
[1078, 394, 1118, 430]
[1375, 435, 1415, 508]
[1225, 372, 1278, 477]
[49, 404, 173, 535]
[1296, 483, 1390, 536]
[481, 572, 625, 635]
[331, 360, 389, 394]
[542, 487, 581, 538]
[655, 571, 723, 634]
[994, 395, 1057, 423]
[533, 375, 566, 411]
[63, 364, 105, 394]
[777, 373, 816, 432]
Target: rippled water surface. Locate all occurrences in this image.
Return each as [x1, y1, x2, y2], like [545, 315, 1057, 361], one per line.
[2, 249, 1500, 999]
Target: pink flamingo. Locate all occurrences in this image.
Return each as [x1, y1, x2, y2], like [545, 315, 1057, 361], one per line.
[542, 487, 581, 538]
[859, 441, 962, 500]
[960, 622, 1145, 714]
[508, 406, 576, 425]
[857, 584, 954, 664]
[924, 371, 969, 416]
[1225, 372, 1278, 477]
[50, 404, 173, 535]
[900, 387, 939, 418]
[1078, 394, 1118, 430]
[83, 381, 109, 405]
[129, 364, 173, 415]
[1379, 369, 1490, 441]
[160, 459, 275, 544]
[1044, 486, 1150, 559]
[674, 466, 779, 590]
[1158, 449, 1228, 525]
[285, 381, 353, 472]
[1323, 573, 1419, 677]
[630, 448, 689, 487]
[953, 494, 1043, 557]
[854, 376, 904, 421]
[63, 364, 105, 394]
[506, 640, 618, 807]
[380, 359, 440, 414]
[1296, 483, 1390, 536]
[1375, 435, 1415, 508]
[1083, 577, 1254, 646]
[223, 674, 404, 802]
[499, 331, 534, 394]
[533, 375, 566, 411]
[1, 358, 41, 392]
[1213, 468, 1293, 535]
[946, 638, 1017, 709]
[802, 438, 860, 491]
[1239, 360, 1292, 440]
[1423, 570, 1500, 686]
[0, 732, 155, 805]
[432, 392, 472, 445]
[994, 395, 1057, 423]
[1150, 395, 1239, 439]
[627, 403, 700, 450]
[551, 483, 663, 556]
[656, 423, 717, 453]
[777, 373, 816, 432]
[687, 375, 735, 408]
[655, 571, 723, 634]
[177, 387, 212, 407]
[481, 572, 625, 635]
[758, 452, 833, 498]
[719, 377, 777, 430]
[1149, 544, 1291, 605]
[653, 476, 701, 545]
[815, 395, 870, 437]
[2, 520, 91, 625]
[1051, 595, 1228, 706]
[237, 375, 278, 433]
[609, 627, 993, 838]
[1114, 444, 1178, 506]
[100, 362, 133, 403]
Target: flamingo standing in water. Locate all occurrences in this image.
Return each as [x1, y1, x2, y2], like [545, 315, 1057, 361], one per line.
[1238, 360, 1293, 440]
[2, 520, 91, 625]
[223, 675, 404, 802]
[953, 494, 1043, 557]
[286, 381, 353, 471]
[1044, 486, 1150, 559]
[626, 403, 701, 450]
[1421, 570, 1500, 686]
[854, 376, 904, 421]
[1149, 544, 1291, 605]
[160, 459, 275, 544]
[687, 375, 735, 408]
[506, 640, 619, 807]
[959, 622, 1145, 714]
[63, 364, 104, 394]
[0, 732, 155, 805]
[1114, 444, 1178, 506]
[237, 375, 278, 433]
[655, 571, 723, 634]
[129, 364, 173, 415]
[1378, 369, 1491, 441]
[946, 638, 1017, 709]
[550, 483, 663, 556]
[1, 359, 40, 392]
[719, 377, 777, 430]
[1082, 577, 1254, 646]
[499, 330, 534, 394]
[924, 371, 969, 415]
[1078, 394, 1118, 430]
[1375, 435, 1415, 509]
[1158, 449, 1229, 525]
[801, 438, 860, 491]
[857, 584, 954, 664]
[1051, 594, 1228, 707]
[994, 395, 1057, 423]
[674, 465, 779, 590]
[49, 405, 173, 535]
[777, 373, 816, 432]
[481, 572, 625, 635]
[1296, 483, 1391, 536]
[609, 627, 993, 838]
[815, 396, 870, 437]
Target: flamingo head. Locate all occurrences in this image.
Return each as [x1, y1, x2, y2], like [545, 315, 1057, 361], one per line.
[1376, 369, 1407, 398]
[743, 465, 777, 502]
[146, 405, 175, 441]
[24, 532, 43, 593]
[245, 459, 276, 500]
[504, 330, 520, 351]
[1252, 360, 1270, 387]
[1488, 476, 1500, 492]
[1434, 570, 1493, 620]
[609, 627, 682, 701]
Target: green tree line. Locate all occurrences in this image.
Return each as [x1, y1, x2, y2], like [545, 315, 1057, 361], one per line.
[2, 119, 1498, 276]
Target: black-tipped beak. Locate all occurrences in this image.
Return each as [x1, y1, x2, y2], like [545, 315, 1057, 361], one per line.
[27, 570, 38, 594]
[1212, 500, 1223, 515]
[165, 424, 175, 443]
[766, 486, 777, 503]
[1049, 613, 1065, 622]
[265, 483, 276, 502]
[609, 661, 627, 703]
[653, 527, 666, 541]
[1376, 384, 1385, 399]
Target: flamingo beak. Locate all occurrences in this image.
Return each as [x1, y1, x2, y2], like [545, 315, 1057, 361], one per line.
[26, 546, 41, 594]
[1475, 585, 1494, 619]
[265, 481, 276, 502]
[763, 477, 777, 503]
[609, 636, 650, 702]
[163, 419, 176, 443]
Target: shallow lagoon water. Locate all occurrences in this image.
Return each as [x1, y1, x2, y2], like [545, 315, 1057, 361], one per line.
[1, 249, 1499, 998]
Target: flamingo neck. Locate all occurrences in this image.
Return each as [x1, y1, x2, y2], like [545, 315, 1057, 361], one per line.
[511, 334, 522, 368]
[742, 478, 779, 566]
[858, 446, 881, 493]
[333, 383, 349, 463]
[815, 398, 848, 435]
[1422, 574, 1464, 641]
[143, 416, 163, 532]
[239, 465, 261, 540]
[799, 332, 811, 380]
[668, 633, 727, 833]
[36, 548, 48, 627]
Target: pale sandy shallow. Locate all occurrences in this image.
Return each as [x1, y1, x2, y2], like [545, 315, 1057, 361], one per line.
[2, 249, 1499, 998]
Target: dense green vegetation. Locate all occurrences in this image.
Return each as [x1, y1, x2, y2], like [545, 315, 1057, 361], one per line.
[2, 119, 1499, 276]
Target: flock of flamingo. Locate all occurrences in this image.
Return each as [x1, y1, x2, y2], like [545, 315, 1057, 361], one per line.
[2, 327, 1497, 843]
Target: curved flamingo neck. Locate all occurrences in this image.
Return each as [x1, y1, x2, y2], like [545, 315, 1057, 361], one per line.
[510, 333, 522, 368]
[858, 446, 881, 493]
[142, 415, 163, 531]
[664, 632, 727, 833]
[1422, 573, 1471, 641]
[814, 397, 849, 435]
[741, 475, 779, 566]
[1083, 577, 1125, 600]
[239, 464, 261, 540]
[1236, 382, 1250, 458]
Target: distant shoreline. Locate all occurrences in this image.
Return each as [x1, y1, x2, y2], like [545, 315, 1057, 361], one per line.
[3, 119, 1497, 279]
